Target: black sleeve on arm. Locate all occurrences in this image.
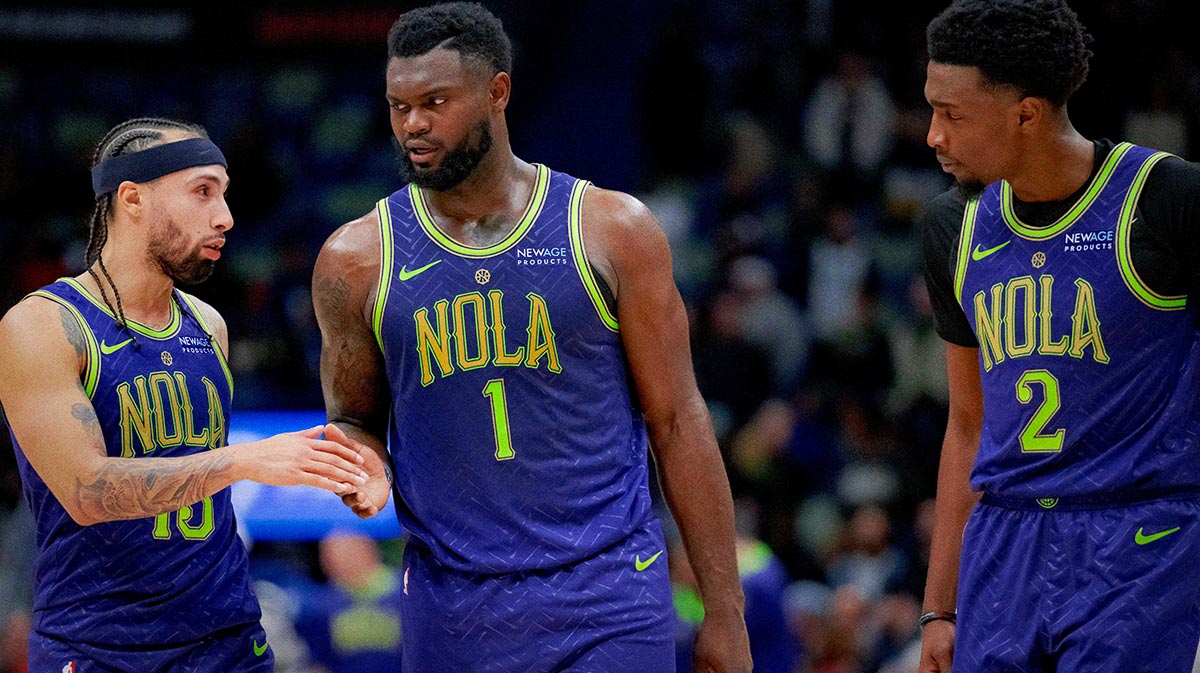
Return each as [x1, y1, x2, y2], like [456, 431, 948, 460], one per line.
[1135, 156, 1200, 324]
[921, 188, 979, 347]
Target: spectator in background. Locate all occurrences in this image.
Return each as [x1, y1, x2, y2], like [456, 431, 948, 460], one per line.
[0, 505, 33, 673]
[729, 255, 811, 394]
[866, 593, 922, 673]
[733, 499, 796, 673]
[806, 201, 874, 344]
[694, 113, 792, 268]
[802, 50, 897, 193]
[295, 531, 403, 673]
[784, 579, 833, 672]
[826, 504, 907, 604]
[818, 585, 870, 673]
[692, 290, 774, 441]
[669, 500, 798, 673]
[886, 275, 947, 416]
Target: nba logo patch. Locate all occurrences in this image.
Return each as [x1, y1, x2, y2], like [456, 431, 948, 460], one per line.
[62, 663, 76, 673]
[403, 567, 410, 595]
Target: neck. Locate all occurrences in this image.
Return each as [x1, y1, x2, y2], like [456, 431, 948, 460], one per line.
[422, 134, 534, 227]
[1006, 121, 1094, 203]
[80, 225, 176, 327]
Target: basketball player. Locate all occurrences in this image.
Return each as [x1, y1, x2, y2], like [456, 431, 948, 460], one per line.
[918, 1, 1200, 671]
[0, 117, 368, 672]
[312, 4, 751, 672]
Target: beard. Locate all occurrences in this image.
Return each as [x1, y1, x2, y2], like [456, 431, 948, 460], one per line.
[395, 119, 494, 191]
[147, 215, 216, 286]
[955, 178, 986, 199]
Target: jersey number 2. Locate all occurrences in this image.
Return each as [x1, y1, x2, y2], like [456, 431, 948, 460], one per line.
[1015, 369, 1065, 453]
[152, 496, 215, 540]
[483, 379, 516, 460]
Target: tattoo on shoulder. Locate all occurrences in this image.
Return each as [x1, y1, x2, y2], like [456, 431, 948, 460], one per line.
[317, 276, 352, 316]
[59, 306, 85, 357]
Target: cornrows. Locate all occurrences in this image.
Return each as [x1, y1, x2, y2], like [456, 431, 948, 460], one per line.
[86, 117, 206, 329]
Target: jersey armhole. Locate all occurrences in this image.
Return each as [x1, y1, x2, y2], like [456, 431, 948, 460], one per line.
[27, 290, 101, 398]
[953, 196, 981, 309]
[1116, 151, 1187, 310]
[567, 180, 620, 333]
[372, 198, 396, 351]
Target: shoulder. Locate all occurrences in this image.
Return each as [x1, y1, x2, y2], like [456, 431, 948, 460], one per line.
[317, 208, 383, 268]
[177, 291, 228, 353]
[313, 209, 384, 319]
[0, 294, 81, 377]
[1, 294, 64, 337]
[921, 187, 970, 262]
[921, 187, 969, 233]
[580, 186, 667, 253]
[1142, 152, 1200, 200]
[578, 186, 670, 300]
[1131, 150, 1200, 245]
[316, 207, 381, 275]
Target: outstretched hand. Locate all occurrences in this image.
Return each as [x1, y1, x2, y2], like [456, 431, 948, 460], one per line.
[324, 423, 392, 518]
[235, 425, 366, 495]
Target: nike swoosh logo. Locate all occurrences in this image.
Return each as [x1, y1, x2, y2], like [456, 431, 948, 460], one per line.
[99, 338, 134, 355]
[398, 260, 442, 281]
[635, 550, 664, 572]
[971, 240, 1011, 261]
[1135, 526, 1181, 545]
[253, 639, 268, 657]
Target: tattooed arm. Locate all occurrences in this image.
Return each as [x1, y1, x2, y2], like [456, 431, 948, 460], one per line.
[0, 295, 367, 526]
[313, 211, 393, 518]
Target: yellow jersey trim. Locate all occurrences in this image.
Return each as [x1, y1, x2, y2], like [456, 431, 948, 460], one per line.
[567, 180, 619, 332]
[409, 164, 549, 258]
[372, 198, 395, 351]
[1000, 142, 1132, 240]
[954, 196, 981, 308]
[29, 289, 101, 398]
[1116, 151, 1186, 310]
[59, 277, 183, 340]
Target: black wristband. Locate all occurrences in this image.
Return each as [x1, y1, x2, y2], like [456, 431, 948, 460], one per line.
[919, 610, 957, 629]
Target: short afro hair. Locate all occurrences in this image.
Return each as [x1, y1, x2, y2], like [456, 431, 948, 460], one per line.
[927, 0, 1093, 106]
[388, 2, 512, 76]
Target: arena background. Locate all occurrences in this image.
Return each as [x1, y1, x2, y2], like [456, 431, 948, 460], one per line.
[1, 2, 1197, 671]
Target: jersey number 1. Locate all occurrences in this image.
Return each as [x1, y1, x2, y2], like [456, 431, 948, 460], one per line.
[483, 379, 516, 460]
[1016, 369, 1065, 453]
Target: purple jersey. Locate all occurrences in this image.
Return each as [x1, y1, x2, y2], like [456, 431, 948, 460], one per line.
[12, 279, 261, 651]
[371, 165, 656, 573]
[954, 143, 1200, 497]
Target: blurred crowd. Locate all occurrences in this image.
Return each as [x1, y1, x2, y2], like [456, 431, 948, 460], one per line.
[2, 1, 1198, 672]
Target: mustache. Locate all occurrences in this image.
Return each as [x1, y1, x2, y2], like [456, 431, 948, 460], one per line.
[403, 137, 444, 151]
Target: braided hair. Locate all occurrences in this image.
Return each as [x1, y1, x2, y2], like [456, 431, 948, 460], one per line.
[87, 117, 207, 329]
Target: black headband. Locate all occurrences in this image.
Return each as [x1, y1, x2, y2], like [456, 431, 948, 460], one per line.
[90, 137, 227, 198]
